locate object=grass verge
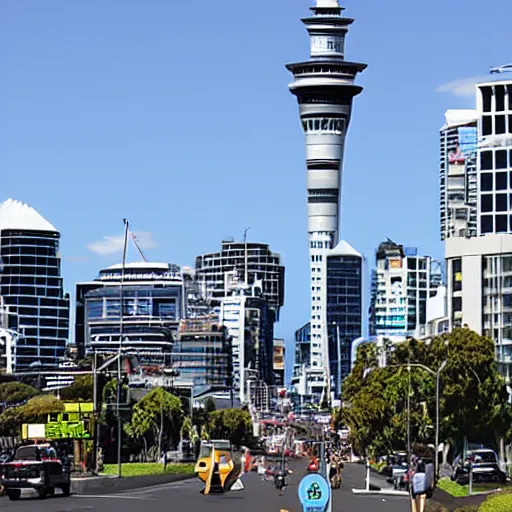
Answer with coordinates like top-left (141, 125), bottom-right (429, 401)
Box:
top-left (438, 477), bottom-right (511, 498)
top-left (101, 463), bottom-right (195, 477)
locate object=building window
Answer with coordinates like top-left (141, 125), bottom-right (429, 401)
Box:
top-left (481, 86), bottom-right (493, 112)
top-left (482, 116), bottom-right (492, 136)
top-left (496, 85), bottom-right (506, 112)
top-left (481, 173), bottom-right (493, 191)
top-left (496, 115), bottom-right (506, 135)
top-left (496, 172), bottom-right (508, 190)
top-left (496, 150), bottom-right (508, 169)
top-left (481, 194), bottom-right (493, 212)
top-left (496, 194), bottom-right (508, 212)
top-left (496, 215), bottom-right (508, 233)
top-left (481, 151), bottom-right (493, 170)
top-left (481, 215), bottom-right (493, 234)
top-left (87, 300), bottom-right (103, 319)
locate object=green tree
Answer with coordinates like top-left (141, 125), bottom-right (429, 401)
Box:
top-left (181, 415), bottom-right (193, 441)
top-left (0, 394), bottom-right (64, 436)
top-left (59, 375), bottom-right (94, 401)
top-left (342, 328), bottom-right (512, 458)
top-left (0, 407), bottom-right (23, 436)
top-left (0, 382), bottom-right (39, 405)
top-left (127, 388), bottom-right (182, 459)
top-left (21, 395), bottom-right (65, 423)
top-left (208, 409), bottom-right (253, 447)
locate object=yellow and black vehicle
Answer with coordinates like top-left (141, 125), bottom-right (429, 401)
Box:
top-left (194, 440), bottom-right (243, 495)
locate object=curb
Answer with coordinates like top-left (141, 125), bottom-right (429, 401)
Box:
top-left (72, 473), bottom-right (195, 495)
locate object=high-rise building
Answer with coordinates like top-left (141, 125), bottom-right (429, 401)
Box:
top-left (477, 79), bottom-right (512, 236)
top-left (219, 281), bottom-right (276, 402)
top-left (444, 77), bottom-right (512, 381)
top-left (439, 110), bottom-right (478, 240)
top-left (286, 0), bottom-right (366, 394)
top-left (326, 241), bottom-right (365, 396)
top-left (172, 317), bottom-right (233, 395)
top-left (75, 262), bottom-right (183, 365)
top-left (0, 199), bottom-right (69, 371)
top-left (195, 240), bottom-right (284, 316)
top-left (369, 240), bottom-right (440, 340)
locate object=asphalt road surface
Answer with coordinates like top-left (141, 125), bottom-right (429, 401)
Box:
top-left (0, 463), bottom-right (410, 512)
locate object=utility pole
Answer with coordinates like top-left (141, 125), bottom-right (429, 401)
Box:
top-left (117, 218), bottom-right (129, 479)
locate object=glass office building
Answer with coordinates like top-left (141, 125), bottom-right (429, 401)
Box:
top-left (0, 199), bottom-right (69, 371)
top-left (326, 241), bottom-right (364, 397)
top-left (75, 262), bottom-right (183, 366)
top-left (172, 317), bottom-right (232, 394)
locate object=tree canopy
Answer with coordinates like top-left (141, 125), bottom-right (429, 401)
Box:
top-left (208, 409), bottom-right (253, 447)
top-left (0, 394), bottom-right (65, 436)
top-left (59, 375), bottom-right (94, 401)
top-left (125, 387), bottom-right (183, 459)
top-left (341, 328), bottom-right (512, 457)
top-left (0, 382), bottom-right (39, 405)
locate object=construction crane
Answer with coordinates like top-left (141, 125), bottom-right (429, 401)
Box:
top-left (129, 229), bottom-right (148, 262)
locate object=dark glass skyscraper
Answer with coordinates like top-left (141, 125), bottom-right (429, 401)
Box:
top-left (326, 241), bottom-right (364, 397)
top-left (0, 199), bottom-right (69, 371)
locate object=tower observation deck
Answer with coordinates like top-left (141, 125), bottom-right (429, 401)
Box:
top-left (286, 0), bottom-right (366, 387)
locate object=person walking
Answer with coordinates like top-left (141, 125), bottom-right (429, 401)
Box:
top-left (410, 457), bottom-right (428, 512)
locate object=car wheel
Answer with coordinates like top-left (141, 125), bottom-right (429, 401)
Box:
top-left (61, 484), bottom-right (71, 497)
top-left (38, 488), bottom-right (47, 499)
top-left (47, 486), bottom-right (55, 496)
top-left (7, 489), bottom-right (21, 501)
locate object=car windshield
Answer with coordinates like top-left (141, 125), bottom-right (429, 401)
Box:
top-left (472, 452), bottom-right (497, 463)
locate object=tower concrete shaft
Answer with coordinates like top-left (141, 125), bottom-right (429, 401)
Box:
top-left (287, 0), bottom-right (366, 387)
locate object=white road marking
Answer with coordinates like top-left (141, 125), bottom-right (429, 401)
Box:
top-left (76, 495), bottom-right (156, 500)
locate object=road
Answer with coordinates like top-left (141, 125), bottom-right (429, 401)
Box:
top-left (0, 463), bottom-right (410, 512)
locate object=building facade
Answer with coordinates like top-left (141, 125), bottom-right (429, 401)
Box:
top-left (325, 241), bottom-right (365, 396)
top-left (286, 0), bottom-right (366, 395)
top-left (75, 262), bottom-right (183, 365)
top-left (171, 317), bottom-right (232, 395)
top-left (0, 199), bottom-right (69, 372)
top-left (273, 338), bottom-right (285, 387)
top-left (444, 77), bottom-right (512, 382)
top-left (219, 281), bottom-right (276, 402)
top-left (370, 240), bottom-right (439, 340)
top-left (195, 240), bottom-right (284, 315)
top-left (440, 110), bottom-right (478, 240)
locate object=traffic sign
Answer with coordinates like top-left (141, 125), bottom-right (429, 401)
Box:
top-left (298, 473), bottom-right (331, 512)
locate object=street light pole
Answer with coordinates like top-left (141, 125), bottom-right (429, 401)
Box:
top-left (390, 360), bottom-right (447, 480)
top-left (117, 218), bottom-right (129, 479)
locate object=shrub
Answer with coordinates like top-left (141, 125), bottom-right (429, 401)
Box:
top-left (479, 492), bottom-right (512, 512)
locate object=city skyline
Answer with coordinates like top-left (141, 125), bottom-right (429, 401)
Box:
top-left (3, 0), bottom-right (511, 367)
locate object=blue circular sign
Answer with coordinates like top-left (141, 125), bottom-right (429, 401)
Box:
top-left (298, 473), bottom-right (331, 512)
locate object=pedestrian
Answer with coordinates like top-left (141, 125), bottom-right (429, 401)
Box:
top-left (162, 450), bottom-right (168, 471)
top-left (410, 457), bottom-right (428, 512)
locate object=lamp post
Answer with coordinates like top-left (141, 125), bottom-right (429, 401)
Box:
top-left (391, 361), bottom-right (447, 480)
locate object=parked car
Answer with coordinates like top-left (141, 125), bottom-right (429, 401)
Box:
top-left (451, 449), bottom-right (506, 484)
top-left (0, 443), bottom-right (71, 501)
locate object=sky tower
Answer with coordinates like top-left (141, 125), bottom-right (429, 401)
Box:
top-left (287, 0), bottom-right (366, 398)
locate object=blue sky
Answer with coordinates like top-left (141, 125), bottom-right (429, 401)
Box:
top-left (2, 0), bottom-right (511, 372)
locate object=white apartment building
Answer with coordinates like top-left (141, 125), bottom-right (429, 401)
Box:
top-left (440, 110), bottom-right (478, 240)
top-left (370, 240), bottom-right (440, 341)
top-left (444, 77), bottom-right (512, 382)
